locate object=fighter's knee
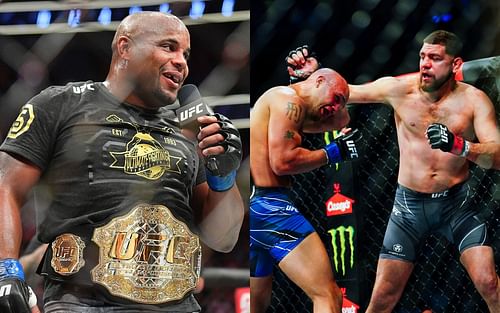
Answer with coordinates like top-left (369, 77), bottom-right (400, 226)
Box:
top-left (473, 273), bottom-right (499, 299)
top-left (310, 280), bottom-right (342, 307)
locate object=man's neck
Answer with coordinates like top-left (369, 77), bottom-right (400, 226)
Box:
top-left (419, 79), bottom-right (456, 103)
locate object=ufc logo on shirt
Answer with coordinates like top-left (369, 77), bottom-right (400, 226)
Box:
top-left (346, 140), bottom-right (359, 158)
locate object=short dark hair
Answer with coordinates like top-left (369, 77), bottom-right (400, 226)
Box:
top-left (423, 30), bottom-right (463, 57)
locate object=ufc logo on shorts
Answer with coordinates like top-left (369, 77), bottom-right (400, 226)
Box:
top-left (0, 284), bottom-right (12, 297)
top-left (346, 140), bottom-right (359, 158)
top-left (439, 125), bottom-right (449, 143)
top-left (431, 190), bottom-right (448, 198)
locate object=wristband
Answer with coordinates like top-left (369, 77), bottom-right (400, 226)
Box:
top-left (460, 140), bottom-right (470, 157)
top-left (0, 259), bottom-right (25, 281)
top-left (206, 170), bottom-right (237, 192)
top-left (323, 143), bottom-right (342, 164)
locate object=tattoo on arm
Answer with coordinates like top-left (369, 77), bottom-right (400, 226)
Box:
top-left (284, 130), bottom-right (295, 140)
top-left (286, 102), bottom-right (302, 123)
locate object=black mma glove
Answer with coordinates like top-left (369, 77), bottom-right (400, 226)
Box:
top-left (323, 129), bottom-right (362, 164)
top-left (204, 113), bottom-right (242, 191)
top-left (0, 259), bottom-right (35, 313)
top-left (426, 123), bottom-right (469, 157)
top-left (286, 45), bottom-right (321, 84)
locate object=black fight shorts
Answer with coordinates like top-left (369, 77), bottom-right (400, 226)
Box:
top-left (380, 182), bottom-right (489, 262)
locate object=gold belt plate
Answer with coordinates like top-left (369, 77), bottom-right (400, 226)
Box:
top-left (51, 233), bottom-right (86, 276)
top-left (91, 204), bottom-right (201, 304)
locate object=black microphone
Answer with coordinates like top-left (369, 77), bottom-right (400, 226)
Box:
top-left (176, 84), bottom-right (213, 132)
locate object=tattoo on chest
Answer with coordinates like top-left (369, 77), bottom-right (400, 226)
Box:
top-left (286, 102), bottom-right (302, 123)
top-left (284, 130), bottom-right (295, 139)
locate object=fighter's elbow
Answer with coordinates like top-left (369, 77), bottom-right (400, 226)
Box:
top-left (271, 160), bottom-right (294, 176)
top-left (203, 234), bottom-right (239, 253)
top-left (214, 242), bottom-right (238, 253)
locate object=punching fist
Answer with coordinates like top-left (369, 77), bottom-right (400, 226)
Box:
top-left (323, 129), bottom-right (362, 164)
top-left (198, 113), bottom-right (242, 191)
top-left (0, 259), bottom-right (37, 313)
top-left (426, 123), bottom-right (469, 157)
top-left (285, 45), bottom-right (321, 84)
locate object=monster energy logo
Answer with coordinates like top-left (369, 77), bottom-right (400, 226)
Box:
top-left (328, 225), bottom-right (355, 276)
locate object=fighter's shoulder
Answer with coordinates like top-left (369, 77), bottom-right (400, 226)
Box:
top-left (256, 86), bottom-right (301, 106)
top-left (265, 85), bottom-right (298, 98)
top-left (376, 74), bottom-right (417, 97)
top-left (456, 81), bottom-right (492, 103)
top-left (33, 81), bottom-right (97, 107)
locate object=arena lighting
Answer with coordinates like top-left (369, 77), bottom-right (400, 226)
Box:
top-left (98, 7), bottom-right (111, 25)
top-left (129, 5), bottom-right (142, 15)
top-left (36, 9), bottom-right (51, 28)
top-left (221, 0), bottom-right (234, 17)
top-left (67, 9), bottom-right (81, 27)
top-left (159, 3), bottom-right (171, 14)
top-left (189, 0), bottom-right (205, 19)
top-left (432, 13), bottom-right (453, 23)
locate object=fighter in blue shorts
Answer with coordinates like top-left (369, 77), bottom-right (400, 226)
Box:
top-left (250, 63), bottom-right (362, 313)
top-left (250, 187), bottom-right (315, 277)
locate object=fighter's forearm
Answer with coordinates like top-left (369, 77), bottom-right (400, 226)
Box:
top-left (0, 193), bottom-right (23, 259)
top-left (466, 141), bottom-right (500, 170)
top-left (271, 147), bottom-right (327, 176)
top-left (198, 185), bottom-right (245, 253)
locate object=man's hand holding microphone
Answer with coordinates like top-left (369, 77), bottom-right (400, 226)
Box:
top-left (176, 84), bottom-right (242, 191)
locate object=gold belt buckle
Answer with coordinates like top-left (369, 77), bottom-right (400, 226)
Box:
top-left (51, 233), bottom-right (86, 276)
top-left (91, 204), bottom-right (202, 304)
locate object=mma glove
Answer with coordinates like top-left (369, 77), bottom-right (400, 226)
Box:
top-left (426, 123), bottom-right (469, 157)
top-left (0, 259), bottom-right (35, 313)
top-left (286, 45), bottom-right (321, 84)
top-left (323, 129), bottom-right (362, 164)
top-left (204, 113), bottom-right (242, 192)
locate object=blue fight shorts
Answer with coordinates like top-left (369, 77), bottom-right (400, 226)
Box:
top-left (380, 181), bottom-right (489, 262)
top-left (250, 186), bottom-right (315, 277)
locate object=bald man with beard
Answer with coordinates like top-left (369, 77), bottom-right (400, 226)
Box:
top-left (250, 68), bottom-right (362, 313)
top-left (0, 12), bottom-right (244, 312)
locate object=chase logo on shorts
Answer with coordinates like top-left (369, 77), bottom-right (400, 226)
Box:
top-left (107, 115), bottom-right (182, 180)
top-left (7, 104), bottom-right (35, 139)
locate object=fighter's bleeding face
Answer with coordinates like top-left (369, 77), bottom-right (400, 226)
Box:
top-left (319, 94), bottom-right (346, 118)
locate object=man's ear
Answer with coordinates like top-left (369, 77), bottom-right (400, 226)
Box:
top-left (116, 35), bottom-right (132, 60)
top-left (315, 75), bottom-right (325, 88)
top-left (452, 57), bottom-right (463, 74)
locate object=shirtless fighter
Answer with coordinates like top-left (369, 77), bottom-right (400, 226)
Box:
top-left (288, 30), bottom-right (500, 312)
top-left (250, 68), bottom-right (362, 313)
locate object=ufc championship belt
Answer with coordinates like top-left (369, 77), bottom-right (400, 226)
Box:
top-left (90, 204), bottom-right (201, 304)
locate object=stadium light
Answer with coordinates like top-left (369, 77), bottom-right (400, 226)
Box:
top-left (36, 10), bottom-right (51, 28)
top-left (221, 0), bottom-right (234, 17)
top-left (98, 7), bottom-right (111, 25)
top-left (189, 0), bottom-right (205, 19)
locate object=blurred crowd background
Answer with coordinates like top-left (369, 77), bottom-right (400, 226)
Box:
top-left (0, 0), bottom-right (249, 312)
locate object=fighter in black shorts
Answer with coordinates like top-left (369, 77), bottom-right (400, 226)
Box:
top-left (381, 182), bottom-right (487, 262)
top-left (287, 32), bottom-right (500, 312)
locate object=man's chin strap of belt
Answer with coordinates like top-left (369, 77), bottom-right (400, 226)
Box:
top-left (0, 258), bottom-right (37, 313)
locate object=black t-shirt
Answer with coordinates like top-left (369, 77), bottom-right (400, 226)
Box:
top-left (1, 81), bottom-right (205, 310)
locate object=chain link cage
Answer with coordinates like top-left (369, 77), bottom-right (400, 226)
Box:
top-left (268, 97), bottom-right (499, 312)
